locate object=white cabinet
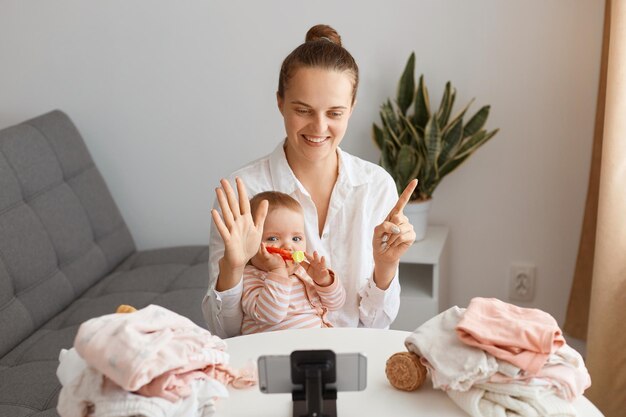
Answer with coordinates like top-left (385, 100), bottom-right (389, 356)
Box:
top-left (391, 225), bottom-right (449, 331)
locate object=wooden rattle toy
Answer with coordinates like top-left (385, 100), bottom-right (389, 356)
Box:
top-left (385, 351), bottom-right (427, 391)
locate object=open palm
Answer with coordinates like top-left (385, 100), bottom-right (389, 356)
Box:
top-left (211, 178), bottom-right (268, 270)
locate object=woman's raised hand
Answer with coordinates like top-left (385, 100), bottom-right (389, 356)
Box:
top-left (373, 179), bottom-right (418, 266)
top-left (211, 178), bottom-right (268, 273)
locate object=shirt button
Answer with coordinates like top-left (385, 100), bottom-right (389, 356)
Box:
top-left (322, 233), bottom-right (329, 239)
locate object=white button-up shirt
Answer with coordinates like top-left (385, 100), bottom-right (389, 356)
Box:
top-left (202, 142), bottom-right (401, 338)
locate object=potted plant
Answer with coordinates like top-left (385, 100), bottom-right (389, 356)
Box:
top-left (372, 52), bottom-right (499, 240)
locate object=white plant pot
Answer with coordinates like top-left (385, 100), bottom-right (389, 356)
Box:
top-left (404, 199), bottom-right (432, 242)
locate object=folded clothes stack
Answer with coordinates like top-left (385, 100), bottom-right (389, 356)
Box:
top-left (56, 304), bottom-right (256, 417)
top-left (405, 297), bottom-right (591, 417)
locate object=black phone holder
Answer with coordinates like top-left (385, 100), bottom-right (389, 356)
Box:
top-left (290, 350), bottom-right (337, 417)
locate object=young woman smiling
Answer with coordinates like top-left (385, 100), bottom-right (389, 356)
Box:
top-left (203, 24), bottom-right (417, 337)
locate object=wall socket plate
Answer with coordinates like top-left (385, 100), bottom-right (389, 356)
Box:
top-left (509, 264), bottom-right (536, 302)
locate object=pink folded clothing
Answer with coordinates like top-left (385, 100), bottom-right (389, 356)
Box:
top-left (137, 362), bottom-right (257, 402)
top-left (455, 297), bottom-right (565, 375)
top-left (74, 304), bottom-right (230, 392)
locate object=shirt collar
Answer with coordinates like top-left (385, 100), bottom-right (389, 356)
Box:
top-left (336, 147), bottom-right (369, 187)
top-left (268, 140), bottom-right (300, 194)
top-left (268, 140), bottom-right (369, 194)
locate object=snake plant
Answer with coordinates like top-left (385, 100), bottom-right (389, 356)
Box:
top-left (373, 52), bottom-right (500, 201)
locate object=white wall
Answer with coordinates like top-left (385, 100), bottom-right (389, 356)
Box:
top-left (0, 0), bottom-right (604, 325)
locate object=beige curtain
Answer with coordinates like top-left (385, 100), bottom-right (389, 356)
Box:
top-left (565, 0), bottom-right (626, 416)
top-left (564, 0), bottom-right (611, 340)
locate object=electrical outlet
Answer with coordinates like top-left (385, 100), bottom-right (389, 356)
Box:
top-left (509, 264), bottom-right (536, 302)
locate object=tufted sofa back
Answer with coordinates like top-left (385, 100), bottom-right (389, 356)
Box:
top-left (0, 110), bottom-right (135, 357)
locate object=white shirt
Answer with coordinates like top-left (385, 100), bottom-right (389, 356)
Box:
top-left (202, 142), bottom-right (401, 338)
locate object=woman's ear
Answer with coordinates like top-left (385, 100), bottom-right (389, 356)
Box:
top-left (276, 92), bottom-right (284, 115)
top-left (349, 99), bottom-right (357, 116)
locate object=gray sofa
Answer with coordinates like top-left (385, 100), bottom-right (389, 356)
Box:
top-left (0, 110), bottom-right (209, 417)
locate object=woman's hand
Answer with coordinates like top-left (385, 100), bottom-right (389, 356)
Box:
top-left (211, 177), bottom-right (268, 290)
top-left (303, 251), bottom-right (333, 287)
top-left (372, 179), bottom-right (418, 288)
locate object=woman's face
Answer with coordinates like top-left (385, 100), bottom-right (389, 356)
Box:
top-left (277, 67), bottom-right (355, 166)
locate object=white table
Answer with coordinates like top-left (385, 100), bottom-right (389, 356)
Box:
top-left (216, 328), bottom-right (603, 416)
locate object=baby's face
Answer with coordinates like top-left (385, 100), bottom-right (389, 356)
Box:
top-left (262, 207), bottom-right (307, 252)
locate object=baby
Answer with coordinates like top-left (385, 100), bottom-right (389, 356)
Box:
top-left (240, 191), bottom-right (346, 334)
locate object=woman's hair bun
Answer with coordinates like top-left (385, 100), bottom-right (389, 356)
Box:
top-left (305, 24), bottom-right (342, 46)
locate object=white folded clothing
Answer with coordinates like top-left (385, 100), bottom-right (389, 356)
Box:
top-left (447, 381), bottom-right (577, 417)
top-left (57, 348), bottom-right (87, 387)
top-left (490, 344), bottom-right (591, 401)
top-left (405, 306), bottom-right (498, 391)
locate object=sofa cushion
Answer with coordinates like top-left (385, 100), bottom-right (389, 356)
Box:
top-left (0, 110), bottom-right (135, 358)
top-left (0, 246), bottom-right (209, 417)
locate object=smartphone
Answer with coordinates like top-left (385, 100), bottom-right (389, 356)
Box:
top-left (257, 351), bottom-right (367, 394)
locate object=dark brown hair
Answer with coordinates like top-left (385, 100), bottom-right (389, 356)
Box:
top-left (250, 191), bottom-right (302, 217)
top-left (277, 24), bottom-right (359, 104)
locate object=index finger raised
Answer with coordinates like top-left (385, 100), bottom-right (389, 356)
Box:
top-left (387, 179), bottom-right (418, 219)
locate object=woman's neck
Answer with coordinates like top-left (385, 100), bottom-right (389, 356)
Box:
top-left (284, 144), bottom-right (339, 189)
top-left (285, 145), bottom-right (339, 235)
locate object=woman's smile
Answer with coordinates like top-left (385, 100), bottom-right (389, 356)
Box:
top-left (302, 134), bottom-right (330, 145)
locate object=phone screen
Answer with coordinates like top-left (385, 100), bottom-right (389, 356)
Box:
top-left (258, 352), bottom-right (367, 394)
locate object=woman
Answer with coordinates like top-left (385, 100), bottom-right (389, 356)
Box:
top-left (203, 24), bottom-right (417, 338)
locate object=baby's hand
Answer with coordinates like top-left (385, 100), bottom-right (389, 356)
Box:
top-left (250, 244), bottom-right (288, 276)
top-left (304, 251), bottom-right (333, 287)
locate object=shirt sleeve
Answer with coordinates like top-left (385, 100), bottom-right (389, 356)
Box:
top-left (356, 170), bottom-right (402, 328)
top-left (314, 270), bottom-right (346, 311)
top-left (357, 273), bottom-right (400, 328)
top-left (201, 281), bottom-right (243, 338)
top-left (202, 188), bottom-right (244, 338)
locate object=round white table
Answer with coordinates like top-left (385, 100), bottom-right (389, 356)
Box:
top-left (216, 328), bottom-right (603, 416)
